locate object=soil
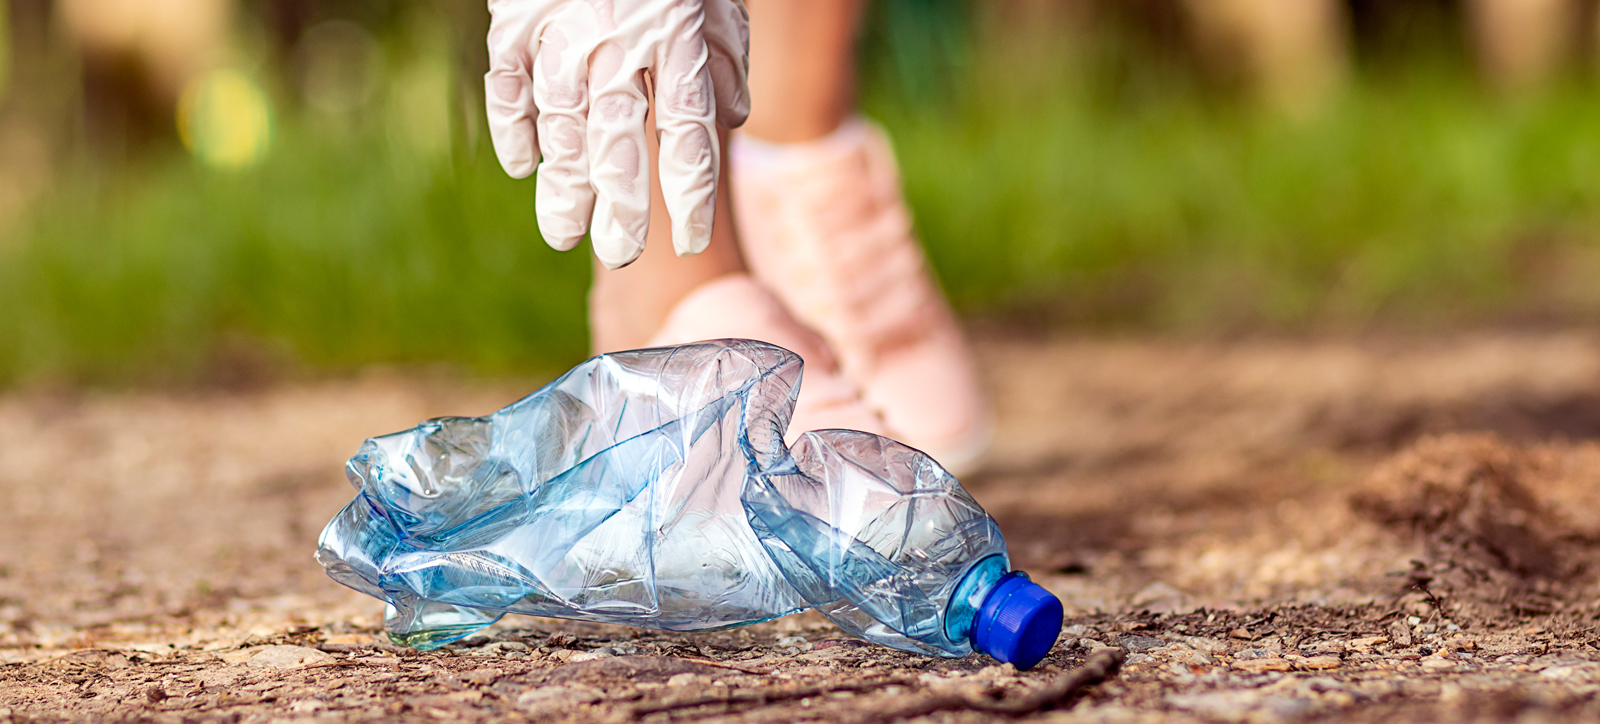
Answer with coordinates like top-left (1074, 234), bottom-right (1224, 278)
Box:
top-left (5, 330), bottom-right (1600, 722)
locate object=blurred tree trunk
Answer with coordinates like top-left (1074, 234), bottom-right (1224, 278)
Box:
top-left (1464, 0), bottom-right (1579, 92)
top-left (1180, 0), bottom-right (1350, 114)
top-left (55, 0), bottom-right (230, 151)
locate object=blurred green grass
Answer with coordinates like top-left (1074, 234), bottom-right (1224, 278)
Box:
top-left (0, 128), bottom-right (592, 385)
top-left (5, 19), bottom-right (1600, 385)
top-left (885, 71), bottom-right (1600, 331)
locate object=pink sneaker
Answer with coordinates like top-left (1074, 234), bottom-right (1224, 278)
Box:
top-left (731, 118), bottom-right (991, 473)
top-left (647, 274), bottom-right (889, 440)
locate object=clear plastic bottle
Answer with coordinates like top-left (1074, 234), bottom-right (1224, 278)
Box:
top-left (317, 340), bottom-right (1063, 668)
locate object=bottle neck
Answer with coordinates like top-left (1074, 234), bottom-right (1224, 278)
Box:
top-left (943, 554), bottom-right (1010, 646)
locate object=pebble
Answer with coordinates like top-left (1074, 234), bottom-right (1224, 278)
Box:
top-left (1347, 636), bottom-right (1388, 651)
top-left (1388, 621), bottom-right (1414, 648)
top-left (516, 685), bottom-right (603, 709)
top-left (1539, 664), bottom-right (1600, 681)
top-left (778, 666), bottom-right (834, 679)
top-left (1167, 690), bottom-right (1274, 717)
top-left (568, 649), bottom-right (615, 662)
top-left (461, 668), bottom-right (502, 685)
top-left (244, 645), bottom-right (334, 670)
top-left (1232, 657), bottom-right (1294, 673)
top-left (1306, 640), bottom-right (1345, 654)
top-left (1162, 644), bottom-right (1214, 667)
top-left (1120, 636), bottom-right (1165, 652)
top-left (777, 636), bottom-right (812, 651)
top-left (1165, 635), bottom-right (1229, 654)
top-left (1062, 625), bottom-right (1094, 639)
top-left (1299, 655), bottom-right (1341, 671)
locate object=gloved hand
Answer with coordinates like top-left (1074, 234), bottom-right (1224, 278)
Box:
top-left (486, 0), bottom-right (750, 269)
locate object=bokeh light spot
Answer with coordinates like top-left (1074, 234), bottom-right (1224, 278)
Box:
top-left (177, 68), bottom-right (272, 169)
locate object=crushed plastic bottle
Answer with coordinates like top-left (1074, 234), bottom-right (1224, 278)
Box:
top-left (317, 339), bottom-right (1063, 669)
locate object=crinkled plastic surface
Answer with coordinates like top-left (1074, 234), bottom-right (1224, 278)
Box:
top-left (317, 339), bottom-right (1010, 655)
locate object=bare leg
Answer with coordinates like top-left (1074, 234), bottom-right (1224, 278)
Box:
top-left (587, 120), bottom-right (744, 354)
top-left (587, 0), bottom-right (867, 352)
top-left (731, 0), bottom-right (992, 471)
top-left (743, 0), bottom-right (866, 143)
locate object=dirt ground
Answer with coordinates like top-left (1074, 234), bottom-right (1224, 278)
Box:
top-left (6, 330), bottom-right (1600, 722)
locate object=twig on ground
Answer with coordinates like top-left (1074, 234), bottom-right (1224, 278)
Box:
top-left (852, 648), bottom-right (1126, 722)
top-left (317, 642), bottom-right (411, 655)
top-left (628, 675), bottom-right (918, 717)
top-left (673, 657), bottom-right (775, 675)
top-left (626, 648), bottom-right (1126, 721)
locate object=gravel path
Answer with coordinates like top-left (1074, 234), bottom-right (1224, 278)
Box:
top-left (5, 330), bottom-right (1600, 722)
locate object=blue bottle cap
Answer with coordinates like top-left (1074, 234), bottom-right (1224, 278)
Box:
top-left (971, 571), bottom-right (1064, 671)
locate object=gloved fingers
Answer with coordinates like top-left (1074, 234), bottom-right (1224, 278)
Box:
top-left (654, 14), bottom-right (720, 257)
top-left (531, 18), bottom-right (597, 252)
top-left (586, 40), bottom-right (653, 269)
top-left (701, 0), bottom-right (751, 129)
top-left (485, 1), bottom-right (541, 178)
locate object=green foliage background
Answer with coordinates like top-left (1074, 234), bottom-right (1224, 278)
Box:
top-left (3, 2), bottom-right (1600, 385)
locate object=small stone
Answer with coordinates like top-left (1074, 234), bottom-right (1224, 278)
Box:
top-left (1299, 655), bottom-right (1341, 671)
top-left (1162, 644), bottom-right (1214, 667)
top-left (1232, 657), bottom-right (1293, 673)
top-left (1538, 664), bottom-right (1598, 681)
top-left (1388, 621), bottom-right (1414, 648)
top-left (1062, 625), bottom-right (1093, 639)
top-left (1420, 658), bottom-right (1455, 670)
top-left (780, 666), bottom-right (834, 679)
top-left (1229, 628), bottom-right (1254, 640)
top-left (1302, 677), bottom-right (1346, 692)
top-left (245, 645), bottom-right (334, 670)
top-left (462, 668), bottom-right (502, 686)
top-left (144, 685), bottom-right (168, 703)
top-left (1347, 636), bottom-right (1387, 651)
top-left (1079, 638), bottom-right (1107, 650)
top-left (568, 649), bottom-right (614, 663)
top-left (1168, 690), bottom-right (1267, 717)
top-left (516, 685), bottom-right (603, 709)
top-left (1170, 636), bottom-right (1229, 654)
top-left (1234, 648), bottom-right (1269, 660)
top-left (1121, 636), bottom-right (1165, 652)
top-left (776, 636), bottom-right (812, 651)
top-left (1307, 640), bottom-right (1345, 655)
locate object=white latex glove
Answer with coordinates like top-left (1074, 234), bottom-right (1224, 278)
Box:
top-left (486, 0), bottom-right (750, 269)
